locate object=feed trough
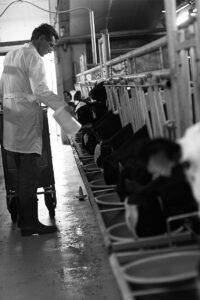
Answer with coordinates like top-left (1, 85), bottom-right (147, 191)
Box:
top-left (81, 157), bottom-right (95, 165)
top-left (123, 250), bottom-right (200, 286)
top-left (101, 207), bottom-right (125, 227)
top-left (108, 221), bottom-right (134, 242)
top-left (95, 192), bottom-right (124, 210)
top-left (83, 162), bottom-right (100, 172)
top-left (89, 178), bottom-right (116, 191)
top-left (85, 171), bottom-right (103, 182)
top-left (108, 222), bottom-right (184, 243)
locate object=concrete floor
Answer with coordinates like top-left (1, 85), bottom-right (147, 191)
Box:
top-left (0, 120), bottom-right (122, 300)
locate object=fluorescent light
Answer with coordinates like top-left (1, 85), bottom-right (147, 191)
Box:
top-left (176, 10), bottom-right (189, 26)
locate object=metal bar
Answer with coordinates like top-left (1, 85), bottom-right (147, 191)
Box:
top-left (166, 211), bottom-right (200, 247)
top-left (89, 10), bottom-right (97, 66)
top-left (106, 36), bottom-right (167, 66)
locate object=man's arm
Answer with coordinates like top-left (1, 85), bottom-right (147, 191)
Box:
top-left (27, 52), bottom-right (65, 111)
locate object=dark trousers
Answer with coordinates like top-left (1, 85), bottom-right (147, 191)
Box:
top-left (4, 150), bottom-right (40, 226)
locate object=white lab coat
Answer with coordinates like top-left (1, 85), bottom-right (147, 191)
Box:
top-left (0, 43), bottom-right (65, 155)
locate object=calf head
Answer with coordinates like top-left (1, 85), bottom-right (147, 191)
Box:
top-left (89, 81), bottom-right (107, 104)
top-left (117, 159), bottom-right (152, 202)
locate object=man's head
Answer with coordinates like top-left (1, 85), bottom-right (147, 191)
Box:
top-left (31, 23), bottom-right (59, 56)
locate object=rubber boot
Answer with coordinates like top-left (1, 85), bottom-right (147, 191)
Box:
top-left (21, 222), bottom-right (58, 236)
top-left (20, 198), bottom-right (57, 236)
top-left (7, 195), bottom-right (18, 223)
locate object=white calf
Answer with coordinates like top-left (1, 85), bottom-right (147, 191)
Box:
top-left (178, 122), bottom-right (200, 206)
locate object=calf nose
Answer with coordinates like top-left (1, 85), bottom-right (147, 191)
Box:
top-left (181, 160), bottom-right (191, 170)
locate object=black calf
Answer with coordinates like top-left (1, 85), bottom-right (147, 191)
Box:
top-left (102, 125), bottom-right (150, 185)
top-left (127, 164), bottom-right (199, 237)
top-left (96, 123), bottom-right (134, 168)
top-left (116, 159), bottom-right (152, 202)
top-left (76, 98), bottom-right (108, 126)
top-left (76, 102), bottom-right (94, 125)
top-left (126, 138), bottom-right (199, 237)
top-left (82, 111), bottom-right (122, 155)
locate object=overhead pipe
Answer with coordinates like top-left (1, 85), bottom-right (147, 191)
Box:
top-left (89, 10), bottom-right (97, 65)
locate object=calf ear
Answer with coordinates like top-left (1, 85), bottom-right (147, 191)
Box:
top-left (125, 202), bottom-right (138, 239)
top-left (118, 161), bottom-right (124, 173)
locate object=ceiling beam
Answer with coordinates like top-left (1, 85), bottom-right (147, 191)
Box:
top-left (57, 28), bottom-right (166, 45)
top-left (0, 28), bottom-right (166, 49)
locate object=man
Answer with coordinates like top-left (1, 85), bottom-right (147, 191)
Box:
top-left (0, 23), bottom-right (67, 236)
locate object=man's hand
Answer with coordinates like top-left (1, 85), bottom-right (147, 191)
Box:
top-left (64, 104), bottom-right (77, 118)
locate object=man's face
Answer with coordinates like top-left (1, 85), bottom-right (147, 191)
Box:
top-left (37, 35), bottom-right (56, 57)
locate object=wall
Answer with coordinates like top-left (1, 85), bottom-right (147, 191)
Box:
top-left (0, 0), bottom-right (50, 42)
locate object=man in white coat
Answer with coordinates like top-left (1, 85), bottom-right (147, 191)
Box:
top-left (0, 23), bottom-right (66, 236)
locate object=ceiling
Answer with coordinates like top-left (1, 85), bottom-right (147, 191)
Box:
top-left (0, 0), bottom-right (166, 43)
top-left (0, 0), bottom-right (50, 42)
top-left (67, 0), bottom-right (191, 36)
top-left (0, 0), bottom-right (189, 44)
top-left (69, 0), bottom-right (165, 36)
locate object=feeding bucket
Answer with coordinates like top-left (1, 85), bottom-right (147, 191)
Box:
top-left (95, 192), bottom-right (124, 210)
top-left (123, 251), bottom-right (200, 286)
top-left (100, 207), bottom-right (125, 227)
top-left (83, 162), bottom-right (100, 172)
top-left (53, 105), bottom-right (81, 135)
top-left (89, 178), bottom-right (116, 190)
top-left (108, 222), bottom-right (184, 243)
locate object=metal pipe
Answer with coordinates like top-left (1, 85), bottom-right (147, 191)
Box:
top-left (89, 10), bottom-right (97, 65)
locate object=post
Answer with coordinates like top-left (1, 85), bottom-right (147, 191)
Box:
top-left (89, 10), bottom-right (97, 66)
top-left (164, 0), bottom-right (181, 137)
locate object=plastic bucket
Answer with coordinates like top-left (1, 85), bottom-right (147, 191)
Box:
top-left (95, 192), bottom-right (124, 210)
top-left (89, 178), bottom-right (116, 190)
top-left (108, 222), bottom-right (184, 243)
top-left (53, 105), bottom-right (81, 135)
top-left (123, 250), bottom-right (200, 286)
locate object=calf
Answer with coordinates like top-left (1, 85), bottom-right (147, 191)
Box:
top-left (178, 122), bottom-right (200, 206)
top-left (75, 98), bottom-right (108, 126)
top-left (75, 81), bottom-right (108, 127)
top-left (125, 138), bottom-right (199, 238)
top-left (102, 125), bottom-right (149, 185)
top-left (76, 99), bottom-right (95, 126)
top-left (82, 110), bottom-right (122, 155)
top-left (95, 123), bottom-right (134, 167)
top-left (89, 81), bottom-right (107, 105)
top-left (116, 159), bottom-right (152, 202)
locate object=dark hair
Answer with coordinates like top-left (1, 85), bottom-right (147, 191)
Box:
top-left (31, 23), bottom-right (59, 41)
top-left (63, 90), bottom-right (72, 100)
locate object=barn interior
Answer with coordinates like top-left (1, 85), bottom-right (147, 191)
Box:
top-left (1, 0), bottom-right (200, 300)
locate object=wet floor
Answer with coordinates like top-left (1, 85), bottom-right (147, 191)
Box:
top-left (0, 119), bottom-right (122, 300)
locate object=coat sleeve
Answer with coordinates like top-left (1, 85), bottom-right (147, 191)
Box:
top-left (27, 51), bottom-right (65, 111)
